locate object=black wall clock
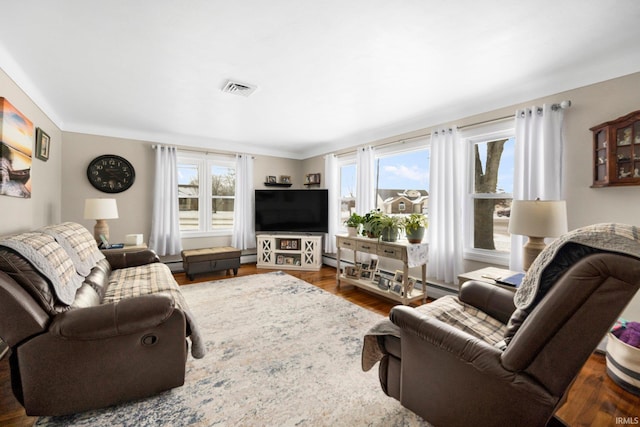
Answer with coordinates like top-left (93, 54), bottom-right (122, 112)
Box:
top-left (87, 154), bottom-right (136, 193)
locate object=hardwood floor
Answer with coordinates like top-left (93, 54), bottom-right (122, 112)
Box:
top-left (1, 263), bottom-right (638, 426)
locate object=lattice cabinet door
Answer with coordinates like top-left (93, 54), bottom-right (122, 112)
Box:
top-left (259, 236), bottom-right (273, 264)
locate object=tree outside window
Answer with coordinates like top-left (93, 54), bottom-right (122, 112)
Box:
top-left (471, 136), bottom-right (515, 253)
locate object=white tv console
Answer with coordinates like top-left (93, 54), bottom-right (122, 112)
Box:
top-left (256, 234), bottom-right (323, 271)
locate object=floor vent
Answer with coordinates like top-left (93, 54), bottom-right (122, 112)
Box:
top-left (221, 80), bottom-right (257, 97)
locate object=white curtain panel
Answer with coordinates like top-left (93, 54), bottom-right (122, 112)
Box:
top-left (324, 154), bottom-right (340, 253)
top-left (356, 146), bottom-right (376, 214)
top-left (427, 128), bottom-right (465, 284)
top-left (510, 104), bottom-right (565, 271)
top-left (149, 145), bottom-right (183, 256)
top-left (232, 153), bottom-right (255, 250)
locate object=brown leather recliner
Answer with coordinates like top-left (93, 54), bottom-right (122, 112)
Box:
top-left (368, 225), bottom-right (640, 427)
top-left (0, 248), bottom-right (189, 416)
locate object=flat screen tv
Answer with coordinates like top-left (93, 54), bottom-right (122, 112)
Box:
top-left (255, 189), bottom-right (329, 233)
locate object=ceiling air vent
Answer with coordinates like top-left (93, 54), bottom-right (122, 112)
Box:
top-left (221, 80), bottom-right (257, 97)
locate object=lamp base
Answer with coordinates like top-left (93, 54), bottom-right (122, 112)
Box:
top-left (523, 236), bottom-right (546, 271)
top-left (94, 219), bottom-right (109, 244)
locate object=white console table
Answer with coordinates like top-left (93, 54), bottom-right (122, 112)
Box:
top-left (257, 234), bottom-right (323, 271)
top-left (335, 234), bottom-right (428, 305)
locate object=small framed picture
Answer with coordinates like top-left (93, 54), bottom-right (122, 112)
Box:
top-left (35, 128), bottom-right (50, 161)
top-left (372, 272), bottom-right (381, 285)
top-left (280, 175), bottom-right (291, 184)
top-left (391, 283), bottom-right (403, 295)
top-left (276, 255), bottom-right (284, 265)
top-left (267, 175), bottom-right (277, 183)
top-left (360, 270), bottom-right (372, 280)
top-left (378, 277), bottom-right (390, 290)
top-left (360, 261), bottom-right (370, 270)
top-left (407, 277), bottom-right (417, 296)
top-left (393, 270), bottom-right (404, 284)
top-left (345, 266), bottom-right (360, 278)
top-left (285, 257), bottom-right (294, 265)
top-left (369, 259), bottom-right (378, 271)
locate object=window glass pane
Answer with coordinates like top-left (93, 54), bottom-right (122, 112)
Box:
top-left (211, 165), bottom-right (235, 230)
top-left (178, 164), bottom-right (199, 230)
top-left (211, 198), bottom-right (234, 229)
top-left (375, 149), bottom-right (430, 216)
top-left (472, 137), bottom-right (514, 251)
top-left (340, 163), bottom-right (356, 224)
top-left (473, 198), bottom-right (511, 252)
top-left (473, 137), bottom-right (515, 194)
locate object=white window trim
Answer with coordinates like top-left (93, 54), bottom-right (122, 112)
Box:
top-left (178, 152), bottom-right (236, 238)
top-left (337, 154), bottom-right (356, 234)
top-left (461, 120), bottom-right (515, 266)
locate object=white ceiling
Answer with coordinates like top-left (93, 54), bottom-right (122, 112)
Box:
top-left (1, 1), bottom-right (640, 159)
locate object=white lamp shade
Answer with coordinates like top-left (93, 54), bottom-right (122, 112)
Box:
top-left (508, 199), bottom-right (568, 238)
top-left (84, 198), bottom-right (119, 220)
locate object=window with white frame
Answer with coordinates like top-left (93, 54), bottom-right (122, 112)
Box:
top-left (463, 122), bottom-right (515, 264)
top-left (177, 153), bottom-right (236, 235)
top-left (338, 143), bottom-right (430, 233)
top-left (339, 157), bottom-right (356, 228)
top-left (374, 146), bottom-right (430, 216)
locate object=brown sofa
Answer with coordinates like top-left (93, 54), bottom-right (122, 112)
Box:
top-left (364, 223), bottom-right (640, 427)
top-left (0, 222), bottom-right (204, 416)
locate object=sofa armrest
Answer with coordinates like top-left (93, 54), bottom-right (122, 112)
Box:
top-left (104, 249), bottom-right (160, 270)
top-left (390, 305), bottom-right (505, 367)
top-left (458, 280), bottom-right (516, 324)
top-left (50, 294), bottom-right (176, 340)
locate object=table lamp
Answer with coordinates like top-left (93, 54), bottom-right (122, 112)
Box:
top-left (508, 199), bottom-right (568, 271)
top-left (84, 198), bottom-right (119, 243)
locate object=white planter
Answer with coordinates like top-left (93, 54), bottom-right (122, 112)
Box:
top-left (347, 226), bottom-right (358, 237)
top-left (606, 332), bottom-right (640, 395)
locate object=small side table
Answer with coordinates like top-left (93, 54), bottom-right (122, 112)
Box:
top-left (458, 267), bottom-right (520, 291)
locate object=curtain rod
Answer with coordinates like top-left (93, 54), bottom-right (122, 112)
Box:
top-left (151, 144), bottom-right (252, 158)
top-left (355, 100), bottom-right (574, 149)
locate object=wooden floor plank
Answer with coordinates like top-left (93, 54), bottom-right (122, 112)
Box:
top-left (1, 263), bottom-right (638, 426)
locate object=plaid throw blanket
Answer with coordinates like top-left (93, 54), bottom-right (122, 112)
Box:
top-left (0, 232), bottom-right (83, 305)
top-left (515, 223), bottom-right (640, 310)
top-left (105, 263), bottom-right (206, 359)
top-left (40, 222), bottom-right (105, 277)
top-left (362, 295), bottom-right (506, 371)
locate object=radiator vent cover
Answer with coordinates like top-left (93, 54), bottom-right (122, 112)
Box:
top-left (221, 80), bottom-right (257, 97)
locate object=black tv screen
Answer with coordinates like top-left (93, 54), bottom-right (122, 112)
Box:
top-left (255, 189), bottom-right (329, 233)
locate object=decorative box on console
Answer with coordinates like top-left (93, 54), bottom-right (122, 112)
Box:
top-left (125, 234), bottom-right (143, 246)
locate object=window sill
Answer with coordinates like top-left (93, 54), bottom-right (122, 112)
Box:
top-left (180, 230), bottom-right (233, 239)
top-left (463, 248), bottom-right (510, 266)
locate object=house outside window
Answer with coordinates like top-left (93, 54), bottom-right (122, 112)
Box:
top-left (374, 144), bottom-right (430, 218)
top-left (462, 121), bottom-right (515, 264)
top-left (177, 153), bottom-right (236, 236)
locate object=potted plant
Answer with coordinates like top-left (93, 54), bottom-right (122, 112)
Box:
top-left (402, 213), bottom-right (428, 243)
top-left (344, 213), bottom-right (363, 237)
top-left (368, 212), bottom-right (403, 242)
top-left (362, 209), bottom-right (385, 238)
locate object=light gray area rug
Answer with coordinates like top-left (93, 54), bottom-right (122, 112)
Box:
top-left (37, 271), bottom-right (430, 426)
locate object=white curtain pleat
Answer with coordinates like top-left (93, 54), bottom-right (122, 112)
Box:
top-left (427, 128), bottom-right (464, 284)
top-left (149, 145), bottom-right (183, 256)
top-left (356, 146), bottom-right (376, 214)
top-left (510, 104), bottom-right (565, 271)
top-left (232, 153), bottom-right (255, 250)
top-left (324, 154), bottom-right (340, 253)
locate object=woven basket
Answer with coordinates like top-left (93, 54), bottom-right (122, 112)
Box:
top-left (606, 332), bottom-right (640, 395)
